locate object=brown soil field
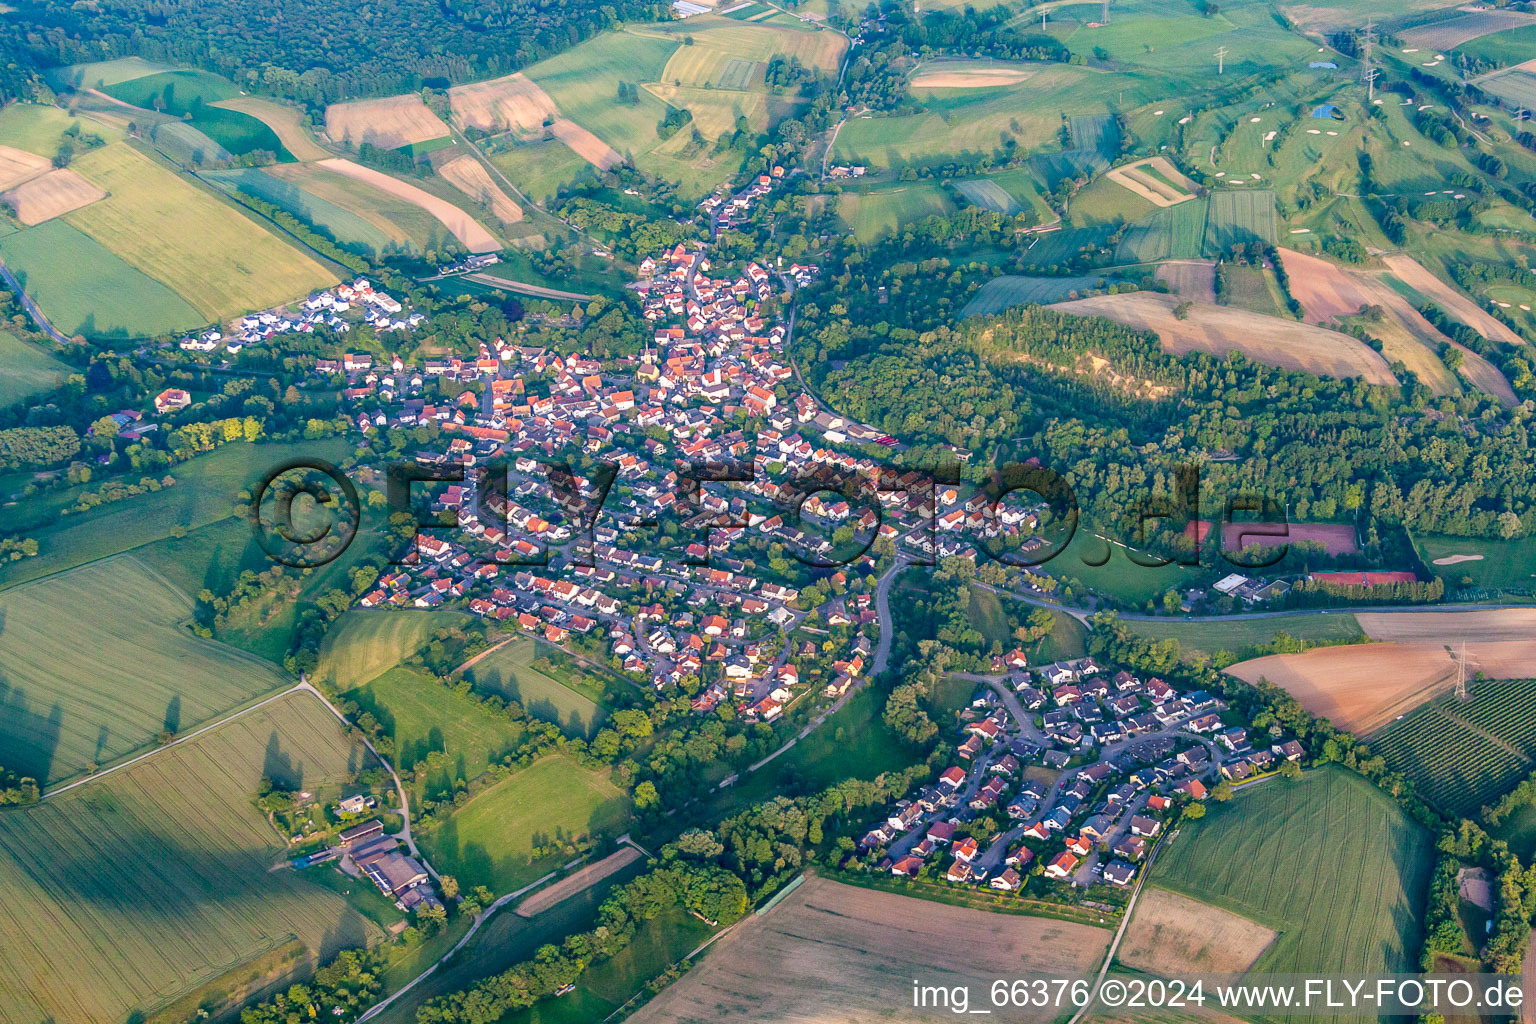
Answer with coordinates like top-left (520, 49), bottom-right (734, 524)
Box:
top-left (551, 119), bottom-right (622, 170)
top-left (1384, 252), bottom-right (1524, 347)
top-left (211, 97), bottom-right (330, 161)
top-left (0, 145), bottom-right (50, 191)
top-left (1225, 643), bottom-right (1457, 734)
top-left (438, 154), bottom-right (523, 224)
top-left (515, 846), bottom-right (641, 918)
top-left (1052, 292), bottom-right (1398, 385)
top-left (1276, 246), bottom-right (1485, 398)
top-left (1355, 608), bottom-right (1536, 643)
top-left (629, 875), bottom-right (1111, 1024)
top-left (1155, 260), bottom-right (1217, 303)
top-left (2, 168), bottom-right (105, 224)
top-left (324, 95), bottom-right (450, 150)
top-left (315, 158), bottom-right (500, 252)
top-left (448, 73), bottom-right (559, 135)
top-left (1401, 8), bottom-right (1536, 50)
top-left (1117, 887), bottom-right (1277, 975)
top-left (910, 66), bottom-right (1033, 88)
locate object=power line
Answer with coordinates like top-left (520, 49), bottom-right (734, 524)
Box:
top-left (1215, 46), bottom-right (1228, 74)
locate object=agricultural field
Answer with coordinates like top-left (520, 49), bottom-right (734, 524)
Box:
top-left (1224, 642), bottom-right (1459, 735)
top-left (0, 557), bottom-right (291, 786)
top-left (102, 70), bottom-right (293, 160)
top-left (1150, 768), bottom-right (1432, 979)
top-left (202, 166), bottom-right (404, 256)
top-left (209, 96), bottom-right (330, 160)
top-left (1124, 612), bottom-right (1365, 657)
top-left (0, 218), bottom-right (205, 338)
top-left (1067, 173), bottom-right (1155, 227)
top-left (0, 329), bottom-right (69, 406)
top-left (909, 57), bottom-right (1035, 90)
top-left (437, 154), bottom-right (524, 224)
top-left (63, 143), bottom-right (335, 321)
top-left (835, 182), bottom-right (955, 243)
top-left (350, 666), bottom-right (526, 794)
top-left (1383, 252), bottom-right (1525, 347)
top-left (2, 167), bottom-right (105, 224)
top-left (464, 639), bottom-right (608, 738)
top-left (1203, 188), bottom-right (1277, 257)
top-left (629, 875), bottom-right (1110, 1024)
top-left (1153, 260), bottom-right (1216, 302)
top-left (316, 609), bottom-right (471, 691)
top-left (1051, 292), bottom-right (1398, 385)
top-left (0, 144), bottom-right (50, 190)
top-left (1117, 887), bottom-right (1277, 976)
top-left (1423, 15), bottom-right (1536, 56)
top-left (1220, 264), bottom-right (1289, 318)
top-left (1372, 680), bottom-right (1536, 816)
top-left (0, 690), bottom-right (383, 1024)
top-left (261, 162), bottom-right (439, 252)
top-left (324, 94), bottom-right (450, 150)
top-left (1105, 157), bottom-right (1196, 207)
top-left (1477, 68), bottom-right (1536, 112)
top-left (487, 137), bottom-right (594, 203)
top-left (637, 16), bottom-right (847, 74)
top-left (1116, 200), bottom-right (1209, 262)
top-left (44, 56), bottom-right (176, 91)
top-left (958, 166), bottom-right (1057, 223)
top-left (962, 274), bottom-right (1124, 316)
top-left (313, 158), bottom-right (501, 252)
top-left (952, 177), bottom-right (1021, 215)
top-left (419, 753), bottom-right (631, 894)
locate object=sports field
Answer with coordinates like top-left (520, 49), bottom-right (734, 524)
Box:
top-left (630, 875), bottom-right (1110, 1024)
top-left (317, 609), bottom-right (471, 690)
top-left (420, 753), bottom-right (631, 894)
top-left (351, 666), bottom-right (526, 793)
top-left (0, 218), bottom-right (205, 338)
top-left (1150, 767), bottom-right (1431, 984)
top-left (0, 557), bottom-right (291, 786)
top-left (64, 143), bottom-right (334, 319)
top-left (0, 329), bottom-right (69, 406)
top-left (1416, 533), bottom-right (1536, 590)
top-left (0, 690), bottom-right (383, 1024)
top-left (464, 639), bottom-right (608, 737)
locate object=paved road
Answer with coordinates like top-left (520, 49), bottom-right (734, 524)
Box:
top-left (1065, 832), bottom-right (1170, 1024)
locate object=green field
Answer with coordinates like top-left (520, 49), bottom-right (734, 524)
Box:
top-left (1067, 173), bottom-right (1154, 226)
top-left (0, 329), bottom-right (69, 406)
top-left (1203, 188), bottom-right (1277, 257)
top-left (0, 437), bottom-right (355, 590)
top-left (836, 182), bottom-right (955, 243)
top-left (962, 274), bottom-right (1120, 316)
top-left (0, 218), bottom-right (205, 338)
top-left (1455, 24), bottom-right (1536, 67)
top-left (102, 70), bottom-right (294, 161)
top-left (421, 754), bottom-right (632, 894)
top-left (43, 56), bottom-right (176, 91)
top-left (0, 691), bottom-right (383, 1024)
top-left (464, 639), bottom-right (608, 738)
top-left (1478, 69), bottom-right (1536, 111)
top-left (1150, 767), bottom-right (1432, 985)
top-left (1116, 200), bottom-right (1209, 262)
top-left (0, 557), bottom-right (292, 786)
top-left (64, 143), bottom-right (334, 321)
top-left (1373, 681), bottom-right (1536, 816)
top-left (953, 178), bottom-right (1023, 215)
top-left (316, 609), bottom-right (472, 690)
top-left (488, 137), bottom-right (594, 204)
top-left (1123, 613), bottom-right (1365, 655)
top-left (1414, 533), bottom-right (1536, 592)
top-left (966, 583), bottom-right (1088, 661)
top-left (202, 166), bottom-right (401, 255)
top-left (0, 102), bottom-right (120, 157)
top-left (1221, 264), bottom-right (1289, 317)
top-left (351, 666), bottom-right (526, 796)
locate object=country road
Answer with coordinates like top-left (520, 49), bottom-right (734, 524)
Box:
top-left (0, 255), bottom-right (72, 345)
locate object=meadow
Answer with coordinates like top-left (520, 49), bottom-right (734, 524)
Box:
top-left (1122, 612), bottom-right (1365, 656)
top-left (103, 70), bottom-right (293, 160)
top-left (0, 690), bottom-right (382, 1024)
top-left (65, 143), bottom-right (335, 320)
top-left (1116, 200), bottom-right (1208, 262)
top-left (43, 56), bottom-right (175, 91)
top-left (264, 162), bottom-right (434, 252)
top-left (488, 137), bottom-right (594, 204)
top-left (351, 666), bottom-right (526, 797)
top-left (0, 437), bottom-right (354, 590)
top-left (464, 639), bottom-right (608, 737)
top-left (964, 583), bottom-right (1088, 661)
top-left (420, 753), bottom-right (632, 894)
top-left (0, 102), bottom-right (119, 157)
top-left (1203, 188), bottom-right (1277, 257)
top-left (1373, 680), bottom-right (1536, 816)
top-left (316, 609), bottom-right (471, 691)
top-left (202, 166), bottom-right (401, 256)
top-left (1151, 768), bottom-right (1432, 983)
top-left (0, 218), bottom-right (204, 338)
top-left (0, 557), bottom-right (292, 786)
top-left (1454, 24), bottom-right (1536, 67)
top-left (0, 329), bottom-right (69, 406)
top-left (835, 182), bottom-right (954, 243)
